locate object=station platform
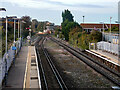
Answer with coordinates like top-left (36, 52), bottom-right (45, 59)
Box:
top-left (89, 50), bottom-right (120, 66)
top-left (2, 46), bottom-right (41, 89)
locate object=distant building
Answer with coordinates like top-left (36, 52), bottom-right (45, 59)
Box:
top-left (46, 22), bottom-right (54, 31)
top-left (80, 23), bottom-right (119, 33)
top-left (54, 25), bottom-right (62, 30)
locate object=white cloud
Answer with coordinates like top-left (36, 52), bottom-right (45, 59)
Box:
top-left (0, 0), bottom-right (119, 14)
top-left (49, 0), bottom-right (119, 5)
top-left (1, 0), bottom-right (55, 9)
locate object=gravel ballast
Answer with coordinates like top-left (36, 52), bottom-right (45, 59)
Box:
top-left (44, 37), bottom-right (115, 88)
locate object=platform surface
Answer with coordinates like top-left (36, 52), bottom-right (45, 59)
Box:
top-left (91, 50), bottom-right (120, 65)
top-left (2, 46), bottom-right (28, 88)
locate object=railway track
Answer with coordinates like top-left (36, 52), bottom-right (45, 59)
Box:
top-left (35, 36), bottom-right (68, 90)
top-left (50, 37), bottom-right (120, 87)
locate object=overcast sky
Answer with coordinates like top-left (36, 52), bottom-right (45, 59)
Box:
top-left (0, 0), bottom-right (119, 25)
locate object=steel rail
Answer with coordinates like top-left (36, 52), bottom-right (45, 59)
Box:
top-left (51, 37), bottom-right (120, 87)
top-left (51, 38), bottom-right (120, 77)
top-left (41, 38), bottom-right (68, 90)
top-left (35, 37), bottom-right (48, 90)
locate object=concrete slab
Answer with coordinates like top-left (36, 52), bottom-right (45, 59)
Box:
top-left (91, 50), bottom-right (120, 65)
top-left (24, 46), bottom-right (40, 89)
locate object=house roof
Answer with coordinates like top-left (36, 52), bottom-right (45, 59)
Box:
top-left (80, 23), bottom-right (119, 29)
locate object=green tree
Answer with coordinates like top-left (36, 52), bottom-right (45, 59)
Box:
top-left (61, 20), bottom-right (80, 41)
top-left (89, 30), bottom-right (102, 42)
top-left (37, 22), bottom-right (46, 32)
top-left (62, 9), bottom-right (74, 22)
top-left (32, 19), bottom-right (38, 32)
top-left (21, 16), bottom-right (31, 38)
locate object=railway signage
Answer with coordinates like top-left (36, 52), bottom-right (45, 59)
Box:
top-left (91, 43), bottom-right (95, 45)
top-left (27, 36), bottom-right (31, 40)
top-left (12, 46), bottom-right (16, 50)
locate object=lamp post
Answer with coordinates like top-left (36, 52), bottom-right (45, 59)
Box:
top-left (18, 20), bottom-right (20, 39)
top-left (83, 16), bottom-right (85, 23)
top-left (29, 25), bottom-right (32, 45)
top-left (0, 8), bottom-right (6, 88)
top-left (100, 22), bottom-right (104, 41)
top-left (14, 19), bottom-right (16, 43)
top-left (0, 9), bottom-right (8, 86)
top-left (5, 15), bottom-right (8, 86)
top-left (5, 16), bottom-right (8, 58)
top-left (0, 8), bottom-right (6, 11)
top-left (110, 17), bottom-right (112, 35)
top-left (100, 22), bottom-right (105, 51)
top-left (20, 20), bottom-right (26, 47)
top-left (13, 18), bottom-right (19, 43)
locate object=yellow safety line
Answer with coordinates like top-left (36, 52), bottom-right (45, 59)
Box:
top-left (23, 46), bottom-right (31, 89)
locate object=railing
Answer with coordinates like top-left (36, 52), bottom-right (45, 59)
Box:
top-left (97, 41), bottom-right (118, 55)
top-left (0, 38), bottom-right (22, 88)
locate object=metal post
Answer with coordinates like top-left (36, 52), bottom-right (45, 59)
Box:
top-left (83, 16), bottom-right (85, 23)
top-left (20, 21), bottom-right (22, 48)
top-left (102, 23), bottom-right (104, 41)
top-left (118, 22), bottom-right (120, 61)
top-left (110, 17), bottom-right (112, 53)
top-left (89, 42), bottom-right (90, 50)
top-left (18, 20), bottom-right (19, 39)
top-left (102, 23), bottom-right (105, 51)
top-left (29, 29), bottom-right (31, 45)
top-left (6, 17), bottom-right (7, 55)
top-left (20, 21), bottom-right (21, 39)
top-left (5, 16), bottom-right (8, 86)
top-left (110, 17), bottom-right (112, 35)
top-left (14, 19), bottom-right (16, 43)
top-left (13, 19), bottom-right (16, 65)
top-left (0, 8), bottom-right (6, 87)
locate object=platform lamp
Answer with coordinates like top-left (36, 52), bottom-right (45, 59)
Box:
top-left (0, 8), bottom-right (6, 59)
top-left (83, 16), bottom-right (85, 23)
top-left (0, 8), bottom-right (6, 86)
top-left (82, 16), bottom-right (85, 40)
top-left (100, 22), bottom-right (105, 41)
top-left (20, 20), bottom-right (26, 47)
top-left (0, 8), bottom-right (6, 11)
top-left (1, 8), bottom-right (8, 86)
top-left (100, 22), bottom-right (105, 51)
top-left (110, 17), bottom-right (112, 35)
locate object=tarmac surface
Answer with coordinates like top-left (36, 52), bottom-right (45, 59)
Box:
top-left (3, 46), bottom-right (28, 88)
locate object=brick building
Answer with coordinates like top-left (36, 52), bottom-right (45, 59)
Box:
top-left (80, 23), bottom-right (119, 32)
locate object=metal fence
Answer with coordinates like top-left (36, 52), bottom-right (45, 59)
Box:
top-left (0, 38), bottom-right (22, 87)
top-left (97, 41), bottom-right (118, 55)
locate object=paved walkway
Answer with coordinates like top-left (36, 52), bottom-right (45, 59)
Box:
top-left (3, 46), bottom-right (28, 88)
top-left (91, 50), bottom-right (120, 65)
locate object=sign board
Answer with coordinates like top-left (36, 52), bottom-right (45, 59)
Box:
top-left (27, 36), bottom-right (30, 39)
top-left (91, 43), bottom-right (95, 46)
top-left (12, 46), bottom-right (16, 50)
top-left (29, 29), bottom-right (31, 32)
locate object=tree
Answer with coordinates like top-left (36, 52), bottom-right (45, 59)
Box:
top-left (21, 16), bottom-right (31, 38)
top-left (89, 30), bottom-right (102, 42)
top-left (37, 22), bottom-right (46, 32)
top-left (61, 19), bottom-right (81, 41)
top-left (62, 9), bottom-right (74, 22)
top-left (32, 19), bottom-right (38, 32)
top-left (61, 9), bottom-right (82, 41)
